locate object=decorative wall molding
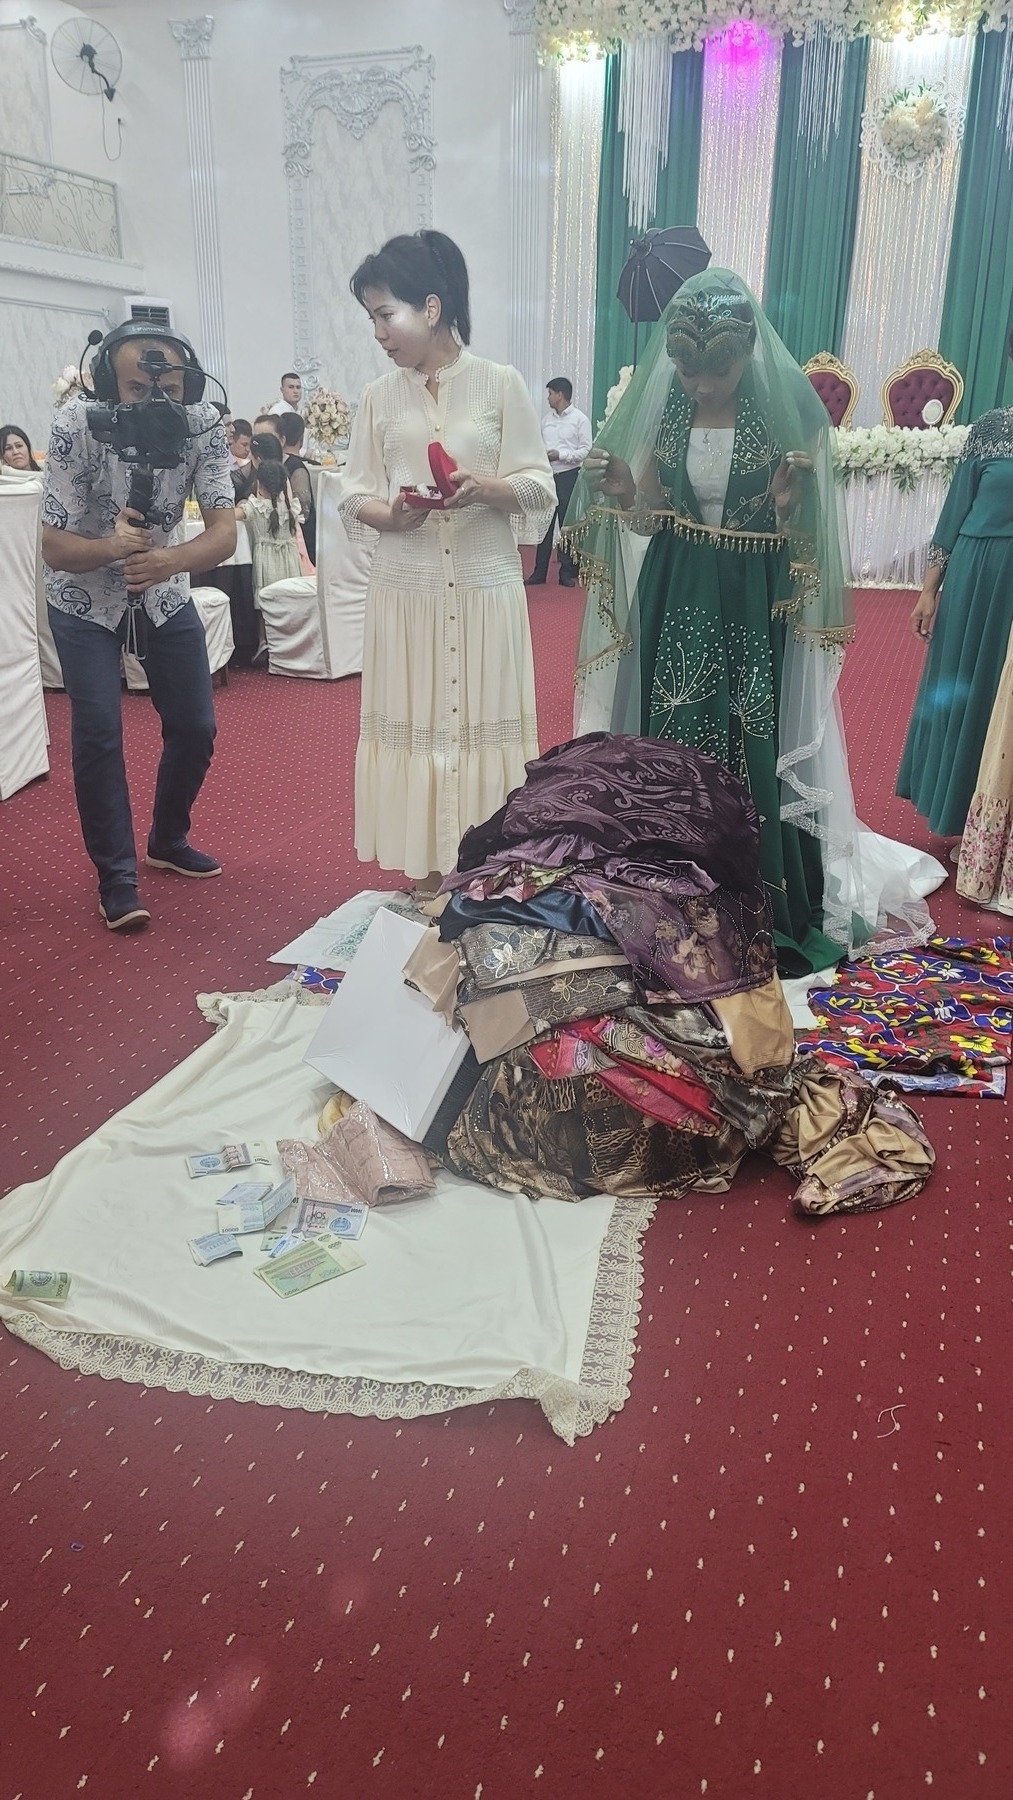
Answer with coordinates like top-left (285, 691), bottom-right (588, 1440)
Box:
top-left (169, 14), bottom-right (213, 60)
top-left (280, 47), bottom-right (435, 388)
top-left (0, 295), bottom-right (112, 444)
top-left (0, 19), bottom-right (52, 163)
top-left (0, 239), bottom-right (143, 290)
top-left (169, 16), bottom-right (228, 383)
top-left (503, 0), bottom-right (539, 31)
top-left (503, 4), bottom-right (552, 395)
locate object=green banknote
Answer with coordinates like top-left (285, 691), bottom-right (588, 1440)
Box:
top-left (4, 1270), bottom-right (71, 1304)
top-left (254, 1238), bottom-right (364, 1298)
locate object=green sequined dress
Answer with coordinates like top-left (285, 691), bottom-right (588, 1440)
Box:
top-left (635, 384), bottom-right (843, 976)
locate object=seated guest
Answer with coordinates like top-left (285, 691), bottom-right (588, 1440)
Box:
top-left (1, 423), bottom-right (43, 472)
top-left (279, 411), bottom-right (316, 564)
top-left (269, 372), bottom-right (303, 416)
top-left (254, 412), bottom-right (282, 440)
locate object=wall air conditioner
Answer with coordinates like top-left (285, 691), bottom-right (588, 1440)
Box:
top-left (120, 296), bottom-right (175, 331)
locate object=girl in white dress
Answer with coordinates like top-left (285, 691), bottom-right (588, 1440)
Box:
top-left (337, 230), bottom-right (555, 886)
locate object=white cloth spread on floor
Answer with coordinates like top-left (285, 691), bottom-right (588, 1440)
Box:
top-left (0, 997), bottom-right (650, 1443)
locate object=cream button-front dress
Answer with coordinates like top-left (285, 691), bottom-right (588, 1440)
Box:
top-left (337, 351), bottom-right (555, 880)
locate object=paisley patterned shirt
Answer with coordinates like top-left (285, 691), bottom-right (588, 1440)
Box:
top-left (41, 396), bottom-right (233, 631)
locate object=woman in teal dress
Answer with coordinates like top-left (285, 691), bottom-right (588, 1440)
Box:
top-left (897, 404), bottom-right (1013, 838)
top-left (566, 272), bottom-right (855, 975)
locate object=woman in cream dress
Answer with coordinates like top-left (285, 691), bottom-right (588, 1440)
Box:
top-left (337, 230), bottom-right (555, 885)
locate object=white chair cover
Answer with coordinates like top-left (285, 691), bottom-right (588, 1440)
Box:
top-left (0, 480), bottom-right (49, 799)
top-left (257, 471), bottom-right (371, 679)
top-left (122, 585), bottom-right (234, 692)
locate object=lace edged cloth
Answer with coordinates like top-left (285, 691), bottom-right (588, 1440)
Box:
top-left (2, 1192), bottom-right (653, 1445)
top-left (2, 985), bottom-right (654, 1445)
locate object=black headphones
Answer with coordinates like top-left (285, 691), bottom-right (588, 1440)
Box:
top-left (87, 321), bottom-right (207, 405)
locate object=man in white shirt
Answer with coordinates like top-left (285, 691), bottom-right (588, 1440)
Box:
top-left (268, 372), bottom-right (303, 416)
top-left (525, 376), bottom-right (592, 588)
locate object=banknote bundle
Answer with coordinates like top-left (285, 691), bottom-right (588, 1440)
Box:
top-left (188, 1233), bottom-right (243, 1267)
top-left (4, 1270), bottom-right (71, 1304)
top-left (254, 1236), bottom-right (364, 1298)
top-left (186, 1144), bottom-right (252, 1178)
top-left (216, 1176), bottom-right (297, 1236)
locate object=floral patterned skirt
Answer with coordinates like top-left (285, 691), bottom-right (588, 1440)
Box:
top-left (956, 626), bottom-right (1013, 914)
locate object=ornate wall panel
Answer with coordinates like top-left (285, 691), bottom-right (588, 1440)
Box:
top-left (0, 296), bottom-right (111, 444)
top-left (0, 19), bottom-right (51, 165)
top-left (281, 47), bottom-right (435, 399)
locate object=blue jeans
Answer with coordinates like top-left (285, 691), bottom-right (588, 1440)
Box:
top-left (49, 601), bottom-right (217, 898)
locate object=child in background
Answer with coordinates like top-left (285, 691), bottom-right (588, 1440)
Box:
top-left (237, 460), bottom-right (302, 663)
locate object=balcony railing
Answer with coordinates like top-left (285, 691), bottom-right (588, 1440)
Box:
top-left (0, 150), bottom-right (121, 259)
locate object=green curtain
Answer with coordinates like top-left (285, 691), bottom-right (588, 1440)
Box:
top-left (591, 49), bottom-right (704, 427)
top-left (763, 38), bottom-right (869, 365)
top-left (939, 28), bottom-right (1013, 420)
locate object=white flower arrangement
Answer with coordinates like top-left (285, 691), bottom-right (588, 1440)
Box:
top-left (598, 363), bottom-right (634, 430)
top-left (303, 388), bottom-right (353, 449)
top-left (53, 364), bottom-right (86, 404)
top-left (878, 84), bottom-right (948, 171)
top-left (535, 0), bottom-right (992, 59)
top-left (831, 424), bottom-right (969, 494)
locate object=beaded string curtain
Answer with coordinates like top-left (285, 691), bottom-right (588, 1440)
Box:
top-left (549, 56), bottom-right (606, 416)
top-left (840, 32), bottom-right (974, 426)
top-left (696, 24), bottom-right (783, 300)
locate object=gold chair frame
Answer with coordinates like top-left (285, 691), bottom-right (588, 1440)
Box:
top-left (803, 352), bottom-right (860, 429)
top-left (881, 348), bottom-right (964, 428)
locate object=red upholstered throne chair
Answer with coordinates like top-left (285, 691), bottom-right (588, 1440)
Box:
top-left (882, 349), bottom-right (964, 428)
top-left (803, 352), bottom-right (859, 427)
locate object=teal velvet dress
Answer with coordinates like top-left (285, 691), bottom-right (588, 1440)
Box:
top-left (898, 410), bottom-right (1013, 837)
top-left (635, 383), bottom-right (844, 976)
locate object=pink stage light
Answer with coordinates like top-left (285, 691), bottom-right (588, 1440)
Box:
top-left (707, 21), bottom-right (772, 68)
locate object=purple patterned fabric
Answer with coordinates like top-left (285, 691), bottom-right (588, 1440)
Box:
top-left (570, 874), bottom-right (774, 1003)
top-left (457, 735), bottom-right (764, 895)
top-left (454, 735), bottom-right (776, 1002)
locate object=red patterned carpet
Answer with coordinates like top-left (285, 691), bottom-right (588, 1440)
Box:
top-left (1, 586), bottom-right (1010, 1800)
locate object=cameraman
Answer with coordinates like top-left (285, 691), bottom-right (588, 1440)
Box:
top-left (41, 326), bottom-right (236, 931)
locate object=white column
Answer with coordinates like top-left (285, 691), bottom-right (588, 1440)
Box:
top-left (169, 16), bottom-right (228, 387)
top-left (503, 0), bottom-right (552, 399)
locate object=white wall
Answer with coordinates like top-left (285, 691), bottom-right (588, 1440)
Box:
top-left (0, 0), bottom-right (533, 434)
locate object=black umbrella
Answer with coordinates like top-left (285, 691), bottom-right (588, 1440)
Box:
top-left (616, 226), bottom-right (712, 366)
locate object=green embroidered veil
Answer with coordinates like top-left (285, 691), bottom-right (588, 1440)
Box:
top-left (563, 270), bottom-right (937, 958)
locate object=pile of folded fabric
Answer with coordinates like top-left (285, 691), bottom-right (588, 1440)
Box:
top-left (795, 936), bottom-right (1013, 1097)
top-left (405, 735), bottom-right (935, 1217)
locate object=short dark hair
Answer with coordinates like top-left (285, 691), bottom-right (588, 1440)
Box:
top-left (350, 230), bottom-right (471, 345)
top-left (231, 417), bottom-right (252, 437)
top-left (547, 377), bottom-right (573, 402)
top-left (278, 411), bottom-right (305, 448)
top-left (251, 433), bottom-right (283, 462)
top-left (281, 371), bottom-right (300, 385)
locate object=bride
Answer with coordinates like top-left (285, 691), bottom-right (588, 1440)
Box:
top-left (566, 268), bottom-right (943, 976)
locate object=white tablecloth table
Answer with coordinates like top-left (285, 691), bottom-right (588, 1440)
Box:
top-left (0, 478), bottom-right (49, 798)
top-left (842, 472), bottom-right (949, 590)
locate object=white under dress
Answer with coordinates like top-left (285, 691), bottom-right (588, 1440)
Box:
top-left (337, 352), bottom-right (555, 879)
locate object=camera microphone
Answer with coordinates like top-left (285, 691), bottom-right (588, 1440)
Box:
top-left (87, 328), bottom-right (104, 347)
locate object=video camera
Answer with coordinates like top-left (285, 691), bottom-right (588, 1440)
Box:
top-left (80, 323), bottom-right (227, 524)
